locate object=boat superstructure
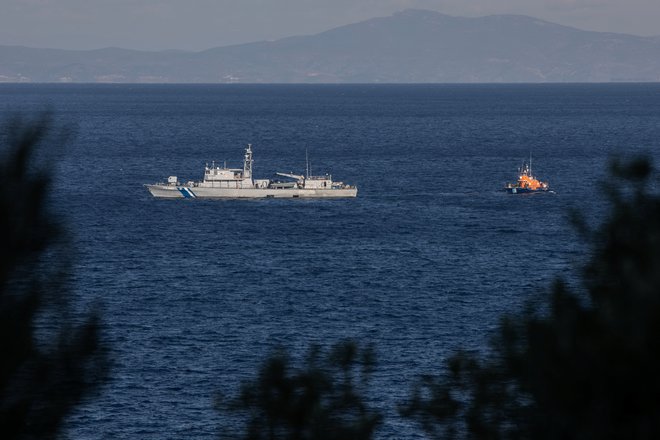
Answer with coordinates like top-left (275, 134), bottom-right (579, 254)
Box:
top-left (504, 156), bottom-right (549, 194)
top-left (145, 144), bottom-right (357, 199)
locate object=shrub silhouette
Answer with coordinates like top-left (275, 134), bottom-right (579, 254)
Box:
top-left (218, 340), bottom-right (382, 440)
top-left (0, 115), bottom-right (108, 439)
top-left (402, 157), bottom-right (660, 439)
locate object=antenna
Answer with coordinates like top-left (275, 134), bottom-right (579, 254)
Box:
top-left (529, 151), bottom-right (532, 175)
top-left (305, 149), bottom-right (309, 179)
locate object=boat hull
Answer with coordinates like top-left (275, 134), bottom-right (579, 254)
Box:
top-left (505, 187), bottom-right (549, 194)
top-left (146, 184), bottom-right (357, 199)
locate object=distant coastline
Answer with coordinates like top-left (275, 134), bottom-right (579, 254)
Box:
top-left (2, 10), bottom-right (660, 84)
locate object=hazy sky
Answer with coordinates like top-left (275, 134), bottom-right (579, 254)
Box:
top-left (1, 0), bottom-right (659, 51)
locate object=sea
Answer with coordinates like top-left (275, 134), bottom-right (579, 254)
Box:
top-left (1, 83), bottom-right (660, 439)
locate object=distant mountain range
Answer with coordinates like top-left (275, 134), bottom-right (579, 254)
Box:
top-left (2, 9), bottom-right (660, 83)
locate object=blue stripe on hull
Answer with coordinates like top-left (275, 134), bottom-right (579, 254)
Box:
top-left (178, 188), bottom-right (191, 198)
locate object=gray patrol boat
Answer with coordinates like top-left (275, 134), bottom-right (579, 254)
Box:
top-left (145, 144), bottom-right (357, 199)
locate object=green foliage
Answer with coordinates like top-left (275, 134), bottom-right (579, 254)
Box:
top-left (0, 115), bottom-right (108, 439)
top-left (402, 157), bottom-right (660, 439)
top-left (219, 340), bottom-right (382, 440)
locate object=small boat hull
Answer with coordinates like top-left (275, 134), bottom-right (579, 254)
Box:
top-left (505, 187), bottom-right (549, 194)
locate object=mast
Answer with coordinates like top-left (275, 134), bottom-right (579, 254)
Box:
top-left (305, 149), bottom-right (309, 179)
top-left (243, 144), bottom-right (253, 179)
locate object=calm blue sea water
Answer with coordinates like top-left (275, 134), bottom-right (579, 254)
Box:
top-left (2, 83), bottom-right (660, 438)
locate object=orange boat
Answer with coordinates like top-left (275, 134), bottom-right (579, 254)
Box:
top-left (504, 158), bottom-right (549, 194)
